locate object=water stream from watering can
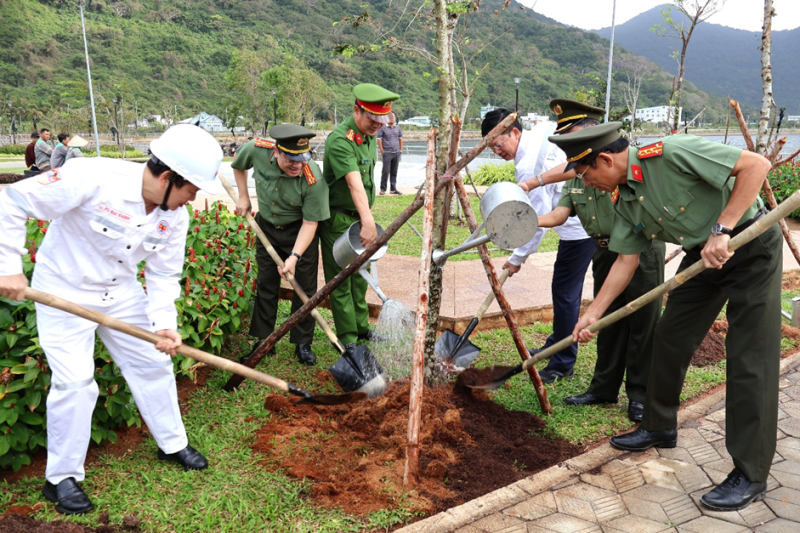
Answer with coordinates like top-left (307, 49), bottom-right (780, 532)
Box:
top-left (371, 299), bottom-right (416, 381)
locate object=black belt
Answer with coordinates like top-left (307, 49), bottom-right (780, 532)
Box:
top-left (331, 206), bottom-right (360, 219)
top-left (263, 218), bottom-right (303, 231)
top-left (731, 207), bottom-right (769, 238)
top-left (595, 237), bottom-right (610, 248)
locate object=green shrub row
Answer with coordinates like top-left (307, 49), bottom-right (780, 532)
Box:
top-left (764, 161), bottom-right (800, 219)
top-left (470, 160), bottom-right (516, 186)
top-left (0, 202), bottom-right (257, 471)
top-left (0, 145), bottom-right (26, 155)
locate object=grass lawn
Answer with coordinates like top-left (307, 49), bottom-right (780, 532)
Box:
top-left (0, 167), bottom-right (26, 174)
top-left (371, 193), bottom-right (559, 259)
top-left (5, 283), bottom-right (789, 531)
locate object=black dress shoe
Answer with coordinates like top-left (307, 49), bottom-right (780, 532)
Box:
top-left (610, 426), bottom-right (677, 452)
top-left (357, 331), bottom-right (388, 343)
top-left (527, 346), bottom-right (544, 356)
top-left (628, 401), bottom-right (644, 422)
top-left (564, 392), bottom-right (616, 406)
top-left (238, 341), bottom-right (275, 365)
top-left (701, 469), bottom-right (767, 511)
top-left (157, 445), bottom-right (208, 471)
top-left (295, 343), bottom-right (316, 366)
top-left (42, 477), bottom-right (94, 515)
top-left (538, 367), bottom-right (574, 384)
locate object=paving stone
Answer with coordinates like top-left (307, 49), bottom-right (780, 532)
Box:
top-left (690, 490), bottom-right (750, 527)
top-left (553, 492), bottom-right (596, 522)
top-left (526, 513), bottom-right (601, 532)
top-left (616, 448), bottom-right (659, 465)
top-left (678, 516), bottom-right (750, 532)
top-left (639, 458), bottom-right (712, 494)
top-left (578, 471), bottom-right (617, 492)
top-left (677, 428), bottom-right (704, 441)
top-left (662, 493), bottom-right (702, 525)
top-left (590, 494), bottom-right (626, 523)
top-left (754, 517), bottom-right (800, 532)
top-left (657, 446), bottom-right (696, 465)
top-left (605, 514), bottom-right (675, 532)
top-left (765, 487), bottom-right (800, 521)
top-left (782, 385), bottom-right (800, 401)
top-left (686, 442), bottom-right (723, 465)
top-left (777, 440), bottom-right (800, 463)
top-left (702, 459), bottom-right (737, 479)
top-left (627, 484), bottom-right (686, 504)
top-left (771, 466), bottom-right (800, 491)
top-left (640, 463), bottom-right (684, 492)
top-left (553, 481), bottom-right (615, 502)
top-left (738, 500), bottom-right (778, 529)
top-left (503, 496), bottom-right (556, 521)
top-left (622, 493), bottom-right (669, 522)
top-left (709, 440), bottom-right (733, 460)
top-left (565, 444), bottom-right (621, 472)
top-left (777, 417), bottom-right (800, 438)
top-left (609, 463), bottom-right (646, 493)
top-left (514, 466), bottom-right (572, 496)
top-left (455, 513), bottom-right (526, 533)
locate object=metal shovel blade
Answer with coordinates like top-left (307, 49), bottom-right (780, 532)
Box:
top-left (294, 391), bottom-right (368, 405)
top-left (434, 329), bottom-right (481, 369)
top-left (456, 364), bottom-right (522, 390)
top-left (328, 344), bottom-right (385, 393)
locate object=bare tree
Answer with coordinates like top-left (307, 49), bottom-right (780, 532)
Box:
top-left (756, 0), bottom-right (775, 155)
top-left (616, 54), bottom-right (655, 145)
top-left (652, 0), bottom-right (725, 132)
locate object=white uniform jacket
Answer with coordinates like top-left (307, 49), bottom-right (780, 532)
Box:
top-left (0, 158), bottom-right (188, 331)
top-left (508, 123), bottom-right (589, 267)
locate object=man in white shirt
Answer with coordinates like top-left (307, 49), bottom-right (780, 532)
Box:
top-left (481, 109), bottom-right (595, 383)
top-left (0, 125), bottom-right (222, 515)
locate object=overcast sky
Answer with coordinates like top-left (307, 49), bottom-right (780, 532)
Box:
top-left (518, 0), bottom-right (800, 33)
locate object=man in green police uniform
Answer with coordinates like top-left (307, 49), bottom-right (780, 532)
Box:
top-left (530, 100), bottom-right (665, 422)
top-left (233, 124), bottom-right (330, 365)
top-left (551, 122), bottom-right (778, 512)
top-left (320, 83), bottom-right (399, 346)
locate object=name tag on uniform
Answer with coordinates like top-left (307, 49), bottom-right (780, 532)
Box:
top-left (568, 188), bottom-right (584, 194)
top-left (632, 222), bottom-right (645, 234)
top-left (360, 159), bottom-right (371, 165)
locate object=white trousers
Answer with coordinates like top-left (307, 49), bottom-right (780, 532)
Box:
top-left (36, 289), bottom-right (188, 484)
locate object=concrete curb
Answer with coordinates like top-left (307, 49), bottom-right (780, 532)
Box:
top-left (396, 349), bottom-right (800, 532)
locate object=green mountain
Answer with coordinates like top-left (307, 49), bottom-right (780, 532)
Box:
top-left (595, 5), bottom-right (800, 111)
top-left (0, 0), bottom-right (732, 135)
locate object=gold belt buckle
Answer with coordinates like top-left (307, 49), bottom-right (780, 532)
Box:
top-left (596, 237), bottom-right (610, 248)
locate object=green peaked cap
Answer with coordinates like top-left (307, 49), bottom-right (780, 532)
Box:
top-left (269, 124), bottom-right (316, 162)
top-left (550, 99), bottom-right (606, 133)
top-left (548, 121), bottom-right (624, 172)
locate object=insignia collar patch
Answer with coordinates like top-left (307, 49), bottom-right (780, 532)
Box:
top-left (254, 138), bottom-right (275, 149)
top-left (631, 164), bottom-right (644, 183)
top-left (611, 186), bottom-right (620, 205)
top-left (302, 165), bottom-right (316, 186)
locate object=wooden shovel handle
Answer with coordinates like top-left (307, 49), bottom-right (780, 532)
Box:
top-left (522, 189), bottom-right (800, 372)
top-left (218, 175), bottom-right (345, 353)
top-left (474, 268), bottom-right (510, 321)
top-left (24, 287), bottom-right (296, 394)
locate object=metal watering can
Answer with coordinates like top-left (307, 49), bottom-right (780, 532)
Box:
top-left (333, 221), bottom-right (390, 302)
top-left (432, 181), bottom-right (539, 266)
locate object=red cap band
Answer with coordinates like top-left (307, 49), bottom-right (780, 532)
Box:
top-left (356, 98), bottom-right (393, 115)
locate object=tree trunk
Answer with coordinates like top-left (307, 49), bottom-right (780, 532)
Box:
top-left (756, 0), bottom-right (775, 156)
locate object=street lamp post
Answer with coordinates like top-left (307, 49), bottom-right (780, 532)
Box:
top-left (514, 77), bottom-right (521, 113)
top-left (79, 1), bottom-right (101, 157)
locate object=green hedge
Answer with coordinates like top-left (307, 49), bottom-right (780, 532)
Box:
top-left (0, 202), bottom-right (257, 471)
top-left (471, 161), bottom-right (516, 186)
top-left (0, 145), bottom-right (26, 155)
top-left (764, 162), bottom-right (800, 218)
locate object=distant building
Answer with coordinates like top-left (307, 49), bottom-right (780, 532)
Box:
top-left (521, 113), bottom-right (550, 129)
top-left (627, 105), bottom-right (683, 125)
top-left (398, 116), bottom-right (432, 127)
top-left (787, 115), bottom-right (800, 123)
top-left (480, 104), bottom-right (498, 120)
top-left (179, 112), bottom-right (226, 132)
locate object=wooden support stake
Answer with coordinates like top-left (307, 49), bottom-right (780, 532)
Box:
top-left (453, 177), bottom-right (553, 414)
top-left (773, 147), bottom-right (800, 170)
top-left (404, 128), bottom-right (437, 488)
top-left (664, 247), bottom-right (683, 265)
top-left (222, 113), bottom-right (520, 390)
top-left (729, 99), bottom-right (755, 152)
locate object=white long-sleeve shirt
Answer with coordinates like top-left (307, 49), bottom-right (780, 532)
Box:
top-left (508, 124), bottom-right (589, 267)
top-left (0, 158), bottom-right (188, 331)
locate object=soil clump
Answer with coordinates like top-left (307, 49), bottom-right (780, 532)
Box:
top-left (0, 512), bottom-right (140, 532)
top-left (252, 380), bottom-right (581, 517)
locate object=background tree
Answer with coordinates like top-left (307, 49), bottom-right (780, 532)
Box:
top-left (224, 48), bottom-right (276, 136)
top-left (263, 56), bottom-right (333, 125)
top-left (756, 0), bottom-right (774, 156)
top-left (652, 0), bottom-right (725, 132)
top-left (616, 54), bottom-right (656, 144)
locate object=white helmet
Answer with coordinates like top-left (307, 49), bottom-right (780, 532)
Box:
top-left (149, 124), bottom-right (222, 192)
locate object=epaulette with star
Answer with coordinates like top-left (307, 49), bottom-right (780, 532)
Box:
top-left (345, 129), bottom-right (363, 146)
top-left (253, 138), bottom-right (275, 149)
top-left (637, 141), bottom-right (663, 159)
top-left (302, 164), bottom-right (316, 186)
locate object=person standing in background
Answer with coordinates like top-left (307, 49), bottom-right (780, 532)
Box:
top-left (376, 112), bottom-right (403, 195)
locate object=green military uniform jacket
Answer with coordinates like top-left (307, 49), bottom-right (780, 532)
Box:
top-left (322, 116), bottom-right (376, 211)
top-left (557, 180), bottom-right (616, 238)
top-left (609, 136), bottom-right (761, 254)
top-left (232, 139), bottom-right (330, 225)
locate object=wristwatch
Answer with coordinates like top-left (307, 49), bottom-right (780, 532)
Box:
top-left (290, 252), bottom-right (302, 261)
top-left (710, 223), bottom-right (732, 237)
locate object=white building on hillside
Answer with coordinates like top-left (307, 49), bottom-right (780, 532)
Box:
top-left (398, 116), bottom-right (432, 127)
top-left (179, 112), bottom-right (226, 132)
top-left (629, 105), bottom-right (683, 125)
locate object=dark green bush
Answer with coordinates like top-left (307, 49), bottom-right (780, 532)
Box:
top-left (471, 161), bottom-right (516, 186)
top-left (764, 161), bottom-right (800, 219)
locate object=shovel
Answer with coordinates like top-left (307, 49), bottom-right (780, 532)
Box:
top-left (219, 176), bottom-right (387, 398)
top-left (24, 288), bottom-right (365, 405)
top-left (435, 268), bottom-right (510, 368)
top-left (459, 191), bottom-right (800, 391)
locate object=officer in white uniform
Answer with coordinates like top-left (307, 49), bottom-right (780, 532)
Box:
top-left (482, 109), bottom-right (595, 383)
top-left (0, 124), bottom-right (222, 515)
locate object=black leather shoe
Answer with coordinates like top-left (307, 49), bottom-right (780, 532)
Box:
top-left (628, 401), bottom-right (644, 422)
top-left (357, 331), bottom-right (388, 343)
top-left (295, 343), bottom-right (316, 366)
top-left (239, 341), bottom-right (275, 365)
top-left (157, 445), bottom-right (208, 471)
top-left (538, 367), bottom-right (574, 384)
top-left (564, 392), bottom-right (616, 406)
top-left (610, 426), bottom-right (677, 452)
top-left (527, 346), bottom-right (544, 356)
top-left (42, 477), bottom-right (94, 515)
top-left (700, 469), bottom-right (767, 511)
